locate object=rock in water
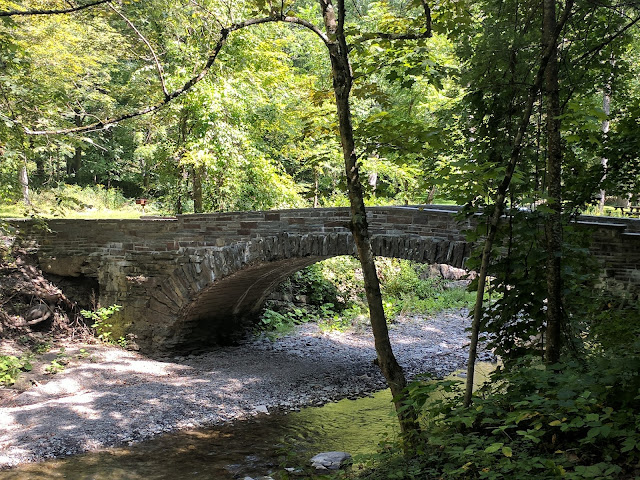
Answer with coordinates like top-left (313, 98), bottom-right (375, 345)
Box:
top-left (310, 451), bottom-right (352, 470)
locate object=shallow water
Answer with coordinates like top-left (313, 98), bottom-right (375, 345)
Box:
top-left (0, 390), bottom-right (398, 479)
top-left (0, 364), bottom-right (495, 479)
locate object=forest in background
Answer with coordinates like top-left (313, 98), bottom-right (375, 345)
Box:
top-left (2, 0), bottom-right (638, 216)
top-left (2, 0), bottom-right (461, 214)
top-left (2, 0), bottom-right (640, 478)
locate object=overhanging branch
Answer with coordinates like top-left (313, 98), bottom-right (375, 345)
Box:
top-left (22, 14), bottom-right (330, 136)
top-left (354, 0), bottom-right (432, 42)
top-left (0, 0), bottom-right (110, 17)
top-left (108, 3), bottom-right (169, 99)
top-left (574, 14), bottom-right (640, 64)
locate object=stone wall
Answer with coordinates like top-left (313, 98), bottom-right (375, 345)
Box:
top-left (7, 206), bottom-right (640, 352)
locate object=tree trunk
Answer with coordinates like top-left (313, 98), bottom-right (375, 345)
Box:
top-left (313, 168), bottom-right (319, 208)
top-left (543, 0), bottom-right (563, 365)
top-left (67, 146), bottom-right (82, 180)
top-left (368, 171), bottom-right (377, 197)
top-left (427, 185), bottom-right (436, 204)
top-left (598, 66), bottom-right (613, 214)
top-left (19, 160), bottom-right (30, 206)
top-left (463, 0), bottom-right (575, 405)
top-left (67, 112), bottom-right (84, 181)
top-left (34, 156), bottom-right (45, 185)
top-left (318, 0), bottom-right (420, 441)
top-left (192, 164), bottom-right (204, 213)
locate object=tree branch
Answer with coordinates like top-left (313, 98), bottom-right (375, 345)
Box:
top-left (574, 14), bottom-right (640, 64)
top-left (357, 31), bottom-right (432, 41)
top-left (421, 0), bottom-right (432, 36)
top-left (354, 0), bottom-right (432, 42)
top-left (188, 0), bottom-right (225, 29)
top-left (22, 15), bottom-right (330, 135)
top-left (463, 0), bottom-right (575, 407)
top-left (281, 15), bottom-right (330, 44)
top-left (108, 3), bottom-right (169, 99)
top-left (0, 0), bottom-right (110, 17)
top-left (559, 14), bottom-right (639, 111)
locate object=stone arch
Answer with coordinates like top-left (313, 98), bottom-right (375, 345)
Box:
top-left (148, 232), bottom-right (472, 351)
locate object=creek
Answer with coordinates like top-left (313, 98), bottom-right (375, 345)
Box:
top-left (0, 389), bottom-right (399, 479)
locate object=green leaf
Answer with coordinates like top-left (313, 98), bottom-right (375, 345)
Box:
top-left (484, 442), bottom-right (504, 454)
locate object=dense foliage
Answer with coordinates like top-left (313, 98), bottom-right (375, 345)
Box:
top-left (2, 0), bottom-right (640, 477)
top-left (1, 0), bottom-right (461, 213)
top-left (259, 258), bottom-right (475, 333)
top-left (336, 296), bottom-right (640, 480)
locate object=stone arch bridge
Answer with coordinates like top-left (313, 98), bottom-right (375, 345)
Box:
top-left (9, 205), bottom-right (640, 352)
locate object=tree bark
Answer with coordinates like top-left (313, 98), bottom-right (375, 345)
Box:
top-left (34, 156), bottom-right (45, 185)
top-left (543, 0), bottom-right (563, 365)
top-left (192, 164), bottom-right (204, 213)
top-left (67, 112), bottom-right (84, 180)
top-left (598, 63), bottom-right (613, 214)
top-left (463, 0), bottom-right (575, 406)
top-left (19, 160), bottom-right (30, 206)
top-left (67, 146), bottom-right (82, 180)
top-left (318, 0), bottom-right (420, 441)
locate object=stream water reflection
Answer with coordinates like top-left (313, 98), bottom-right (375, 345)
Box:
top-left (0, 390), bottom-right (398, 480)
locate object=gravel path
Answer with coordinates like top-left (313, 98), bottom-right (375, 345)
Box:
top-left (0, 309), bottom-right (493, 469)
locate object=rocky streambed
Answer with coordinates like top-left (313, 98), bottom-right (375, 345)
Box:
top-left (0, 309), bottom-right (493, 470)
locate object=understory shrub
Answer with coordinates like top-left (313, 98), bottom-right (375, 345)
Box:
top-left (0, 354), bottom-right (32, 386)
top-left (350, 351), bottom-right (640, 480)
top-left (259, 257), bottom-right (475, 333)
top-left (80, 304), bottom-right (126, 345)
top-left (1, 184), bottom-right (148, 218)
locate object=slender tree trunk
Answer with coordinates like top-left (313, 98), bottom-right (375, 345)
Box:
top-left (313, 168), bottom-right (319, 208)
top-left (34, 156), bottom-right (45, 185)
top-left (463, 0), bottom-right (575, 405)
top-left (427, 185), bottom-right (436, 204)
top-left (319, 0), bottom-right (419, 440)
top-left (67, 112), bottom-right (84, 181)
top-left (67, 146), bottom-right (82, 180)
top-left (192, 164), bottom-right (204, 213)
top-left (402, 179), bottom-right (409, 205)
top-left (143, 166), bottom-right (150, 189)
top-left (19, 160), bottom-right (30, 206)
top-left (368, 171), bottom-right (378, 197)
top-left (543, 0), bottom-right (563, 365)
top-left (598, 64), bottom-right (613, 214)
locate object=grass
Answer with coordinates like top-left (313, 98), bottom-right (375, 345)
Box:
top-left (0, 185), bottom-right (159, 219)
top-left (580, 204), bottom-right (634, 217)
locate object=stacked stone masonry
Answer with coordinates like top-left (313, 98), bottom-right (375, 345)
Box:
top-left (7, 205), bottom-right (639, 352)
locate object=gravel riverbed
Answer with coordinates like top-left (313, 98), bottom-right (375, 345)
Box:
top-left (0, 309), bottom-right (494, 470)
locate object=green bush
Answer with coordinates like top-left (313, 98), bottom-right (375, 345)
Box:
top-left (0, 355), bottom-right (33, 386)
top-left (353, 352), bottom-right (640, 480)
top-left (286, 262), bottom-right (347, 310)
top-left (81, 304), bottom-right (125, 345)
top-left (1, 184), bottom-right (150, 219)
top-left (378, 259), bottom-right (475, 317)
top-left (260, 257), bottom-right (475, 333)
